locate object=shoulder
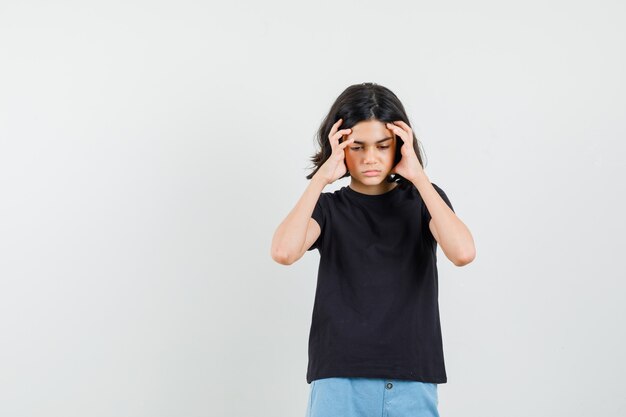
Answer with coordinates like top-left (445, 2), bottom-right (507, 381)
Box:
top-left (312, 188), bottom-right (344, 217)
top-left (429, 182), bottom-right (451, 199)
top-left (430, 182), bottom-right (445, 193)
top-left (397, 181), bottom-right (420, 201)
top-left (319, 186), bottom-right (348, 203)
top-left (428, 182), bottom-right (454, 210)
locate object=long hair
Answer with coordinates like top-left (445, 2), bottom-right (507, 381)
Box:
top-left (306, 82), bottom-right (427, 190)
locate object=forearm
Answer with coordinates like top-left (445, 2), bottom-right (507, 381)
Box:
top-left (412, 173), bottom-right (476, 265)
top-left (271, 175), bottom-right (327, 262)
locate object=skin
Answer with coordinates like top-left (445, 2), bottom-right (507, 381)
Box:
top-left (385, 119), bottom-right (476, 266)
top-left (342, 119), bottom-right (398, 195)
top-left (270, 118), bottom-right (476, 267)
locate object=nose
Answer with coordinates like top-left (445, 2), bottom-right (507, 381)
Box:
top-left (364, 147), bottom-right (377, 164)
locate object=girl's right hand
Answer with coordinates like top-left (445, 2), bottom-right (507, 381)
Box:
top-left (314, 118), bottom-right (354, 185)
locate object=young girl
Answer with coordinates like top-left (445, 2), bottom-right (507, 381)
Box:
top-left (271, 82), bottom-right (475, 417)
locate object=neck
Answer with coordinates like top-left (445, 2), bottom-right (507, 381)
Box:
top-left (348, 179), bottom-right (397, 195)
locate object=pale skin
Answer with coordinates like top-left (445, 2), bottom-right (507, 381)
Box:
top-left (270, 118), bottom-right (476, 267)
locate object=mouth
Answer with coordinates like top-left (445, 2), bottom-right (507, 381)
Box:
top-left (362, 170), bottom-right (381, 176)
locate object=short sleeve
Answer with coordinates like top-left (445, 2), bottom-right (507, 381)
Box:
top-left (307, 194), bottom-right (326, 251)
top-left (422, 183), bottom-right (455, 224)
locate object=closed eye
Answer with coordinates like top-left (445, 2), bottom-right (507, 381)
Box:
top-left (349, 145), bottom-right (390, 150)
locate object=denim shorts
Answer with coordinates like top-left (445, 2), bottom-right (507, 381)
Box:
top-left (305, 377), bottom-right (439, 417)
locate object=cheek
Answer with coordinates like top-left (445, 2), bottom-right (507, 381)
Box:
top-left (344, 150), bottom-right (356, 167)
top-left (386, 148), bottom-right (396, 164)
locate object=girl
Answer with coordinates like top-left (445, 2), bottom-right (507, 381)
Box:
top-left (271, 82), bottom-right (475, 417)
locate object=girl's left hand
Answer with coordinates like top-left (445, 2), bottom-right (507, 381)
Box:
top-left (386, 121), bottom-right (425, 182)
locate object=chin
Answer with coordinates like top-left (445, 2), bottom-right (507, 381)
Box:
top-left (357, 175), bottom-right (386, 184)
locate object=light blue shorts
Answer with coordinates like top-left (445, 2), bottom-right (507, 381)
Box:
top-left (305, 377), bottom-right (439, 417)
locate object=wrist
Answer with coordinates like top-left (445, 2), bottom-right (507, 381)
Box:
top-left (311, 172), bottom-right (330, 188)
top-left (410, 171), bottom-right (430, 187)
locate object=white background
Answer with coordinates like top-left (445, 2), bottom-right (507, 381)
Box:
top-left (1, 1), bottom-right (625, 416)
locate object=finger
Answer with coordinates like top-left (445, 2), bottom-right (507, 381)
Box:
top-left (393, 120), bottom-right (412, 132)
top-left (328, 118), bottom-right (344, 141)
top-left (336, 137), bottom-right (355, 152)
top-left (386, 122), bottom-right (409, 143)
top-left (329, 128), bottom-right (352, 151)
top-left (388, 121), bottom-right (412, 135)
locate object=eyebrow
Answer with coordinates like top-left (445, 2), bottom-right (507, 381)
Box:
top-left (352, 136), bottom-right (393, 145)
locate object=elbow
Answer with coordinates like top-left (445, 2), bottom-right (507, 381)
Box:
top-left (271, 247), bottom-right (296, 266)
top-left (452, 247), bottom-right (476, 267)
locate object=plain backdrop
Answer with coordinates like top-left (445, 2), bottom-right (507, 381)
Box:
top-left (1, 1), bottom-right (625, 416)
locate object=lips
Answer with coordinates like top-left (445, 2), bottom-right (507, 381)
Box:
top-left (362, 170), bottom-right (381, 177)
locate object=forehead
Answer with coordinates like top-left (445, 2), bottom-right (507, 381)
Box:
top-left (347, 120), bottom-right (394, 143)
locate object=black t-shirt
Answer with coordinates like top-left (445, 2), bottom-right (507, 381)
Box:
top-left (306, 182), bottom-right (454, 384)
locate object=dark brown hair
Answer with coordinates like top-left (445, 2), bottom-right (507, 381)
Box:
top-left (306, 82), bottom-right (426, 190)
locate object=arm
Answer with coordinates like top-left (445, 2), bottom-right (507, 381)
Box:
top-left (270, 175), bottom-right (326, 265)
top-left (271, 118), bottom-right (356, 266)
top-left (385, 120), bottom-right (476, 267)
top-left (412, 172), bottom-right (476, 267)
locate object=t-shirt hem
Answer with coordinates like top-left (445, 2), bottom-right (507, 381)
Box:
top-left (306, 370), bottom-right (447, 384)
